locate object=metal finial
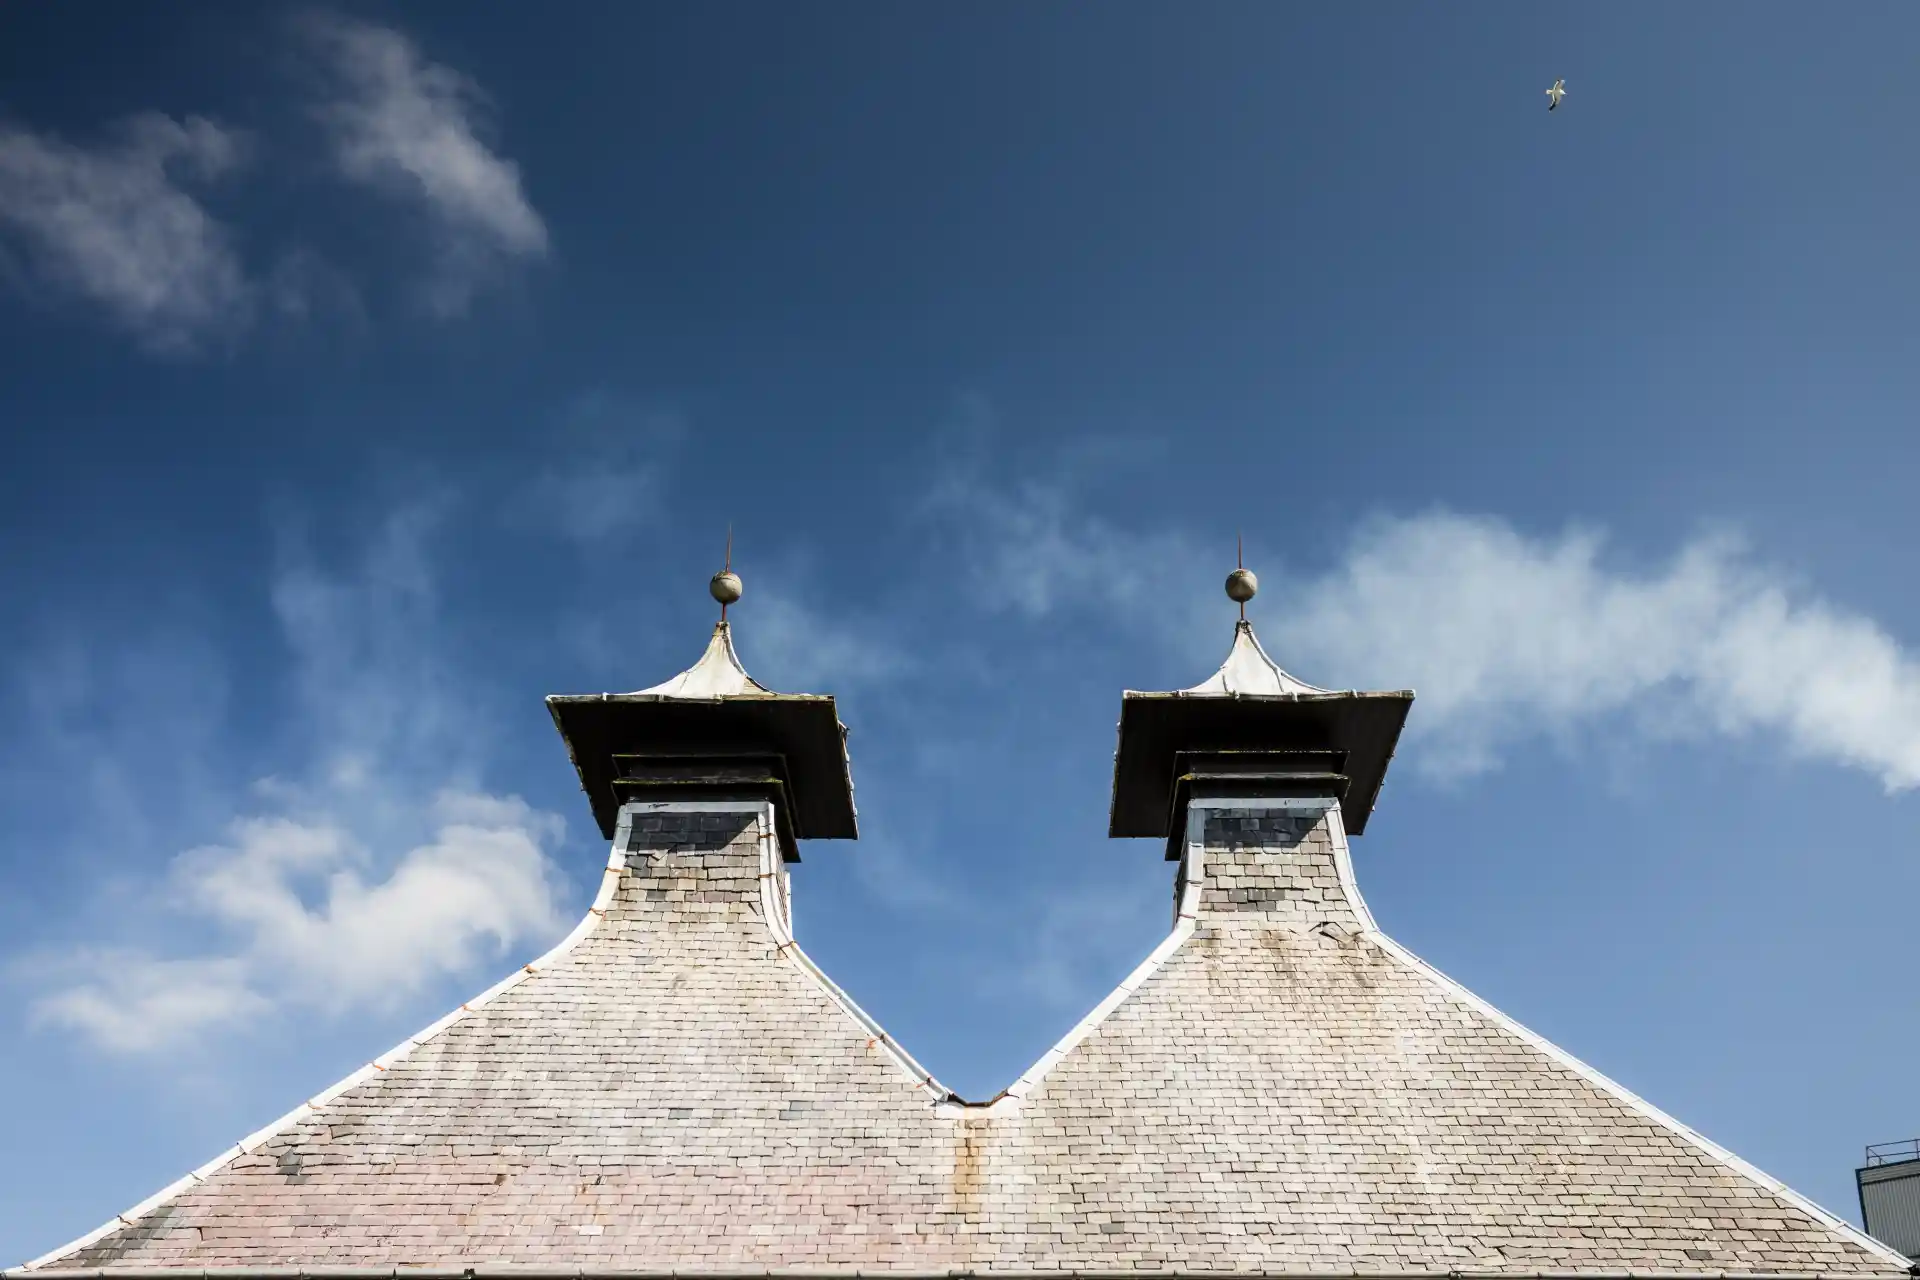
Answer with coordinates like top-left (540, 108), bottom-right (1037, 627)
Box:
top-left (1225, 533), bottom-right (1257, 619)
top-left (710, 525), bottom-right (742, 619)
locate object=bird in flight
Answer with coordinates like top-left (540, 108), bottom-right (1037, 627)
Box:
top-left (1546, 79), bottom-right (1566, 110)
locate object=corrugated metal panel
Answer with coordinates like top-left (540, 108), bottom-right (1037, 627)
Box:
top-left (1859, 1157), bottom-right (1920, 1260)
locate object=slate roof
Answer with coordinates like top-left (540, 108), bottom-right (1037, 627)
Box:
top-left (17, 623), bottom-right (1908, 1278)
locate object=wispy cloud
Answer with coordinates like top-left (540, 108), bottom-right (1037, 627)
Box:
top-left (0, 13), bottom-right (541, 354)
top-left (19, 508), bottom-right (569, 1054)
top-left (303, 11), bottom-right (548, 315)
top-left (512, 397), bottom-right (681, 543)
top-left (929, 460), bottom-right (1920, 791)
top-left (1004, 873), bottom-right (1170, 1009)
top-left (0, 113), bottom-right (251, 352)
top-left (27, 955), bottom-right (267, 1057)
top-left (743, 584), bottom-right (913, 694)
top-left (921, 453), bottom-right (1220, 676)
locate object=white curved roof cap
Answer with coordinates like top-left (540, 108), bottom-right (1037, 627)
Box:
top-left (631, 622), bottom-right (770, 698)
top-left (1184, 619), bottom-right (1333, 697)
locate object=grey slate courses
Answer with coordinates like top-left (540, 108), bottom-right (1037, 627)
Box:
top-left (26, 805), bottom-right (1905, 1275)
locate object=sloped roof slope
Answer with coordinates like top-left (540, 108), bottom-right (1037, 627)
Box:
top-left (974, 805), bottom-right (1903, 1274)
top-left (20, 801), bottom-right (1905, 1276)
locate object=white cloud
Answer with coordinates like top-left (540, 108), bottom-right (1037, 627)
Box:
top-left (0, 113), bottom-right (251, 352)
top-left (1274, 513), bottom-right (1920, 789)
top-left (931, 463), bottom-right (1920, 792)
top-left (304, 12), bottom-right (548, 315)
top-left (23, 509), bottom-right (570, 1055)
top-left (126, 791), bottom-right (561, 1017)
top-left (229, 793), bottom-right (561, 1007)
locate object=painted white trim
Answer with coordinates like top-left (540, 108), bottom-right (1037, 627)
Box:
top-left (980, 805), bottom-right (1211, 1115)
top-left (742, 800), bottom-right (954, 1104)
top-left (978, 796), bottom-right (1336, 1115)
top-left (1321, 806), bottom-right (1911, 1272)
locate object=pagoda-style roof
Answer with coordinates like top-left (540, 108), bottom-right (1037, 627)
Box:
top-left (547, 621), bottom-right (857, 847)
top-left (1111, 617), bottom-right (1414, 839)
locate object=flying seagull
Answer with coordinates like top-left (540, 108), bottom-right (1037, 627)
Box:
top-left (1546, 79), bottom-right (1566, 110)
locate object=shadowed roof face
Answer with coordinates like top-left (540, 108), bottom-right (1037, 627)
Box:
top-left (25, 802), bottom-right (1904, 1277)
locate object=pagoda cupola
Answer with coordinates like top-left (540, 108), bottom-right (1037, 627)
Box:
top-left (1109, 555), bottom-right (1415, 857)
top-left (546, 552), bottom-right (856, 862)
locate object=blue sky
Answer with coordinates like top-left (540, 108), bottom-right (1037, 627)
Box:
top-left (3, 1), bottom-right (1919, 1263)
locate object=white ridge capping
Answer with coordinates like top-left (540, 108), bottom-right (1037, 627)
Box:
top-left (628, 798), bottom-right (949, 1103)
top-left (980, 797), bottom-right (1335, 1115)
top-left (1319, 804), bottom-right (1912, 1272)
top-left (727, 797), bottom-right (955, 1105)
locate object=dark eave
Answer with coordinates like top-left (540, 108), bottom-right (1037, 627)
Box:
top-left (546, 691), bottom-right (857, 842)
top-left (1110, 688), bottom-right (1414, 839)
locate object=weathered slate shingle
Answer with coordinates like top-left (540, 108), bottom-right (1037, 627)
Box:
top-left (25, 803), bottom-right (1905, 1275)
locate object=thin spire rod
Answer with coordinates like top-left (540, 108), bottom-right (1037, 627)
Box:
top-left (711, 526), bottom-right (743, 623)
top-left (1225, 534), bottom-right (1257, 621)
top-left (1237, 532), bottom-right (1245, 621)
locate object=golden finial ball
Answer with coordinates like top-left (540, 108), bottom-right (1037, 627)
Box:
top-left (710, 570), bottom-right (743, 606)
top-left (1225, 567), bottom-right (1258, 603)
